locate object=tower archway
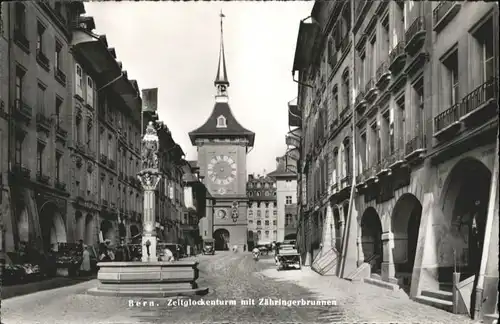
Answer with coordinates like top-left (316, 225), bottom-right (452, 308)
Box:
top-left (213, 228), bottom-right (230, 251)
top-left (361, 207), bottom-right (383, 274)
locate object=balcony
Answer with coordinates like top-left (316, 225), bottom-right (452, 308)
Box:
top-left (404, 49), bottom-right (429, 77)
top-left (434, 103), bottom-right (462, 139)
top-left (36, 113), bottom-right (53, 133)
top-left (36, 50), bottom-right (50, 72)
top-left (433, 2), bottom-right (461, 32)
top-left (100, 153), bottom-right (108, 165)
top-left (36, 172), bottom-right (50, 185)
top-left (355, 90), bottom-right (367, 115)
top-left (405, 17), bottom-right (426, 55)
top-left (459, 77), bottom-right (498, 128)
top-left (376, 61), bottom-right (391, 88)
top-left (12, 164), bottom-right (31, 179)
top-left (405, 133), bottom-right (427, 162)
top-left (55, 181), bottom-right (66, 191)
top-left (54, 68), bottom-right (66, 87)
top-left (375, 153), bottom-right (391, 178)
top-left (56, 125), bottom-right (68, 141)
top-left (14, 29), bottom-right (30, 53)
top-left (14, 99), bottom-right (33, 122)
top-left (388, 41), bottom-right (406, 74)
top-left (339, 105), bottom-right (351, 124)
top-left (364, 78), bottom-right (378, 101)
top-left (109, 160), bottom-right (116, 170)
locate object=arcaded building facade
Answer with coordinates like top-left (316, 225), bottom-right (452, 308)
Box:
top-left (292, 1), bottom-right (498, 321)
top-left (71, 15), bottom-right (143, 246)
top-left (2, 2), bottom-right (85, 252)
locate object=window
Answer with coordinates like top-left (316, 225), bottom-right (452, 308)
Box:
top-left (359, 133), bottom-right (367, 171)
top-left (381, 15), bottom-right (390, 60)
top-left (332, 87), bottom-right (339, 119)
top-left (75, 64), bottom-right (83, 97)
top-left (273, 231), bottom-right (277, 240)
top-left (37, 142), bottom-right (44, 175)
top-left (342, 70), bottom-right (350, 108)
top-left (273, 220), bottom-right (277, 226)
top-left (15, 67), bottom-right (25, 104)
top-left (442, 49), bottom-right (459, 106)
top-left (100, 177), bottom-right (105, 200)
top-left (216, 115), bottom-right (227, 128)
top-left (472, 18), bottom-right (494, 86)
top-left (55, 152), bottom-right (62, 182)
top-left (265, 210), bottom-right (269, 217)
top-left (55, 41), bottom-right (62, 71)
top-left (370, 34), bottom-right (377, 79)
top-left (15, 138), bottom-right (23, 164)
top-left (265, 231), bottom-right (269, 238)
top-left (412, 78), bottom-right (425, 134)
top-left (75, 117), bottom-right (81, 143)
top-left (256, 191), bottom-right (261, 196)
top-left (396, 96), bottom-right (405, 147)
top-left (257, 230), bottom-right (261, 238)
top-left (257, 220), bottom-right (261, 226)
top-left (359, 51), bottom-right (366, 89)
top-left (87, 76), bottom-right (94, 108)
top-left (248, 210), bottom-right (253, 216)
top-left (332, 149), bottom-right (338, 183)
top-left (264, 191), bottom-right (270, 196)
top-left (273, 210), bottom-right (277, 216)
top-left (107, 134), bottom-right (112, 157)
top-left (273, 202), bottom-right (277, 208)
top-left (37, 22), bottom-right (45, 54)
top-left (87, 120), bottom-right (92, 149)
top-left (285, 195), bottom-right (292, 205)
top-left (344, 140), bottom-right (351, 177)
top-left (248, 220), bottom-right (253, 224)
top-left (265, 220), bottom-right (269, 226)
top-left (257, 210), bottom-right (261, 217)
top-left (285, 214), bottom-right (293, 226)
top-left (55, 97), bottom-right (62, 127)
top-left (382, 110), bottom-right (393, 155)
top-left (14, 3), bottom-right (26, 34)
top-left (37, 83), bottom-right (46, 114)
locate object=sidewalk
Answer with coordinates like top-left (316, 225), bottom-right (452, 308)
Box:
top-left (258, 264), bottom-right (477, 324)
top-left (1, 275), bottom-right (95, 300)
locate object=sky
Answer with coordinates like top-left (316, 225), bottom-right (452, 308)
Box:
top-left (84, 1), bottom-right (313, 176)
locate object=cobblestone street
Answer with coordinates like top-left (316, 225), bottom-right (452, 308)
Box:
top-left (1, 251), bottom-right (478, 324)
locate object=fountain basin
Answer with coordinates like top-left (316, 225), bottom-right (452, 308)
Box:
top-left (87, 261), bottom-right (209, 297)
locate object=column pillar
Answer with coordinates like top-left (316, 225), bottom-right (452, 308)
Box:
top-left (381, 231), bottom-right (396, 282)
top-left (356, 229), bottom-right (365, 267)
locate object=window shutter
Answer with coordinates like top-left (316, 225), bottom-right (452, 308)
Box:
top-left (87, 76), bottom-right (94, 108)
top-left (75, 64), bottom-right (83, 98)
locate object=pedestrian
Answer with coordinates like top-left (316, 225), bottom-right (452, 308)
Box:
top-left (99, 243), bottom-right (111, 262)
top-left (163, 246), bottom-right (174, 262)
top-left (80, 245), bottom-right (91, 276)
top-left (232, 245), bottom-right (238, 253)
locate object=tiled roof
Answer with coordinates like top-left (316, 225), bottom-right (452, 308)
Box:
top-left (188, 102), bottom-right (255, 146)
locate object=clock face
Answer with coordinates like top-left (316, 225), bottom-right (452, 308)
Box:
top-left (217, 209), bottom-right (227, 219)
top-left (207, 155), bottom-right (237, 185)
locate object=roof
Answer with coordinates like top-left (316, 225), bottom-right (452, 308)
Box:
top-left (189, 101), bottom-right (255, 146)
top-left (292, 22), bottom-right (317, 72)
top-left (268, 154), bottom-right (298, 178)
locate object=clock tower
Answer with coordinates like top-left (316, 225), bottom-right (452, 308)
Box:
top-left (188, 11), bottom-right (255, 251)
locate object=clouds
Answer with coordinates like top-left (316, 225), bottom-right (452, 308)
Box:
top-left (84, 1), bottom-right (313, 174)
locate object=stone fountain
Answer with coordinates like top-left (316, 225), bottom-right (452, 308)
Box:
top-left (87, 122), bottom-right (208, 297)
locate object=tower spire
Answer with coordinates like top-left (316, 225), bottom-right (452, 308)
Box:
top-left (215, 10), bottom-right (229, 98)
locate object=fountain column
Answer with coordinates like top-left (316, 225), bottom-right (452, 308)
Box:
top-left (137, 122), bottom-right (162, 262)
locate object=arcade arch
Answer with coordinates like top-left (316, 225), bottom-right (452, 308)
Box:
top-left (438, 158), bottom-right (491, 313)
top-left (391, 193), bottom-right (422, 292)
top-left (213, 228), bottom-right (230, 251)
top-left (40, 202), bottom-right (67, 251)
top-left (360, 207), bottom-right (383, 274)
top-left (100, 220), bottom-right (115, 244)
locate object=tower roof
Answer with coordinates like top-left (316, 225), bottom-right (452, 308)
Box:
top-left (189, 11), bottom-right (254, 147)
top-left (188, 101), bottom-right (255, 146)
top-left (214, 10), bottom-right (229, 87)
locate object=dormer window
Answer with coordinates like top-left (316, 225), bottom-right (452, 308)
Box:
top-left (216, 115), bottom-right (227, 128)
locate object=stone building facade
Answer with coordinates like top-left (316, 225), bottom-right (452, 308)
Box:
top-left (246, 174), bottom-right (277, 247)
top-left (71, 15), bottom-right (143, 247)
top-left (268, 155), bottom-right (298, 243)
top-left (292, 1), bottom-right (498, 321)
top-left (2, 2), bottom-right (86, 252)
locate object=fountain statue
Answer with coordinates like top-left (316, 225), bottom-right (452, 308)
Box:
top-left (87, 121), bottom-right (208, 297)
